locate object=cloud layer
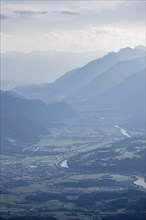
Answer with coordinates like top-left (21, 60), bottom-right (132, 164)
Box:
top-left (1, 0), bottom-right (145, 53)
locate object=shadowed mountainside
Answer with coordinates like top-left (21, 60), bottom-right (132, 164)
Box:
top-left (12, 47), bottom-right (145, 102)
top-left (0, 91), bottom-right (76, 144)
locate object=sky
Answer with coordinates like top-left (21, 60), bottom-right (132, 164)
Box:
top-left (1, 0), bottom-right (146, 53)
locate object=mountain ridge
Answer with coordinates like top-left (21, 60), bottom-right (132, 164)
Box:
top-left (0, 91), bottom-right (76, 144)
top-left (12, 46), bottom-right (145, 102)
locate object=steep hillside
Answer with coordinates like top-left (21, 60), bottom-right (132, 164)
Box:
top-left (93, 69), bottom-right (145, 128)
top-left (93, 69), bottom-right (145, 109)
top-left (0, 91), bottom-right (76, 144)
top-left (1, 91), bottom-right (75, 126)
top-left (75, 57), bottom-right (145, 99)
top-left (1, 116), bottom-right (48, 145)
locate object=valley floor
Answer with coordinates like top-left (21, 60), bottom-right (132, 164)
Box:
top-left (0, 111), bottom-right (146, 220)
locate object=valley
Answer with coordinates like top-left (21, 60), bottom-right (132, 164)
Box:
top-left (1, 0), bottom-right (146, 218)
top-left (0, 110), bottom-right (145, 220)
top-left (1, 46), bottom-right (146, 220)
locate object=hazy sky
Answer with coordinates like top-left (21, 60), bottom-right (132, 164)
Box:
top-left (1, 0), bottom-right (146, 53)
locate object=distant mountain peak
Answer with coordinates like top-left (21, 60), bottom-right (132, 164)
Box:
top-left (118, 47), bottom-right (133, 54)
top-left (119, 47), bottom-right (132, 51)
top-left (105, 46), bottom-right (135, 58)
top-left (134, 45), bottom-right (146, 51)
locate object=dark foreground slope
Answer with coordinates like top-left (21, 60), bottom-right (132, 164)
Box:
top-left (0, 91), bottom-right (76, 145)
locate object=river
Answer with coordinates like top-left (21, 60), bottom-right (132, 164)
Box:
top-left (114, 125), bottom-right (131, 138)
top-left (133, 176), bottom-right (146, 189)
top-left (60, 159), bottom-right (69, 168)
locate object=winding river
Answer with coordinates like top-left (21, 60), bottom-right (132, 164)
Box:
top-left (133, 177), bottom-right (146, 189)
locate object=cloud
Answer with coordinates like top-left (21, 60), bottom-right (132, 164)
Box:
top-left (1, 23), bottom-right (145, 54)
top-left (40, 11), bottom-right (48, 15)
top-left (1, 1), bottom-right (145, 53)
top-left (14, 10), bottom-right (34, 16)
top-left (13, 10), bottom-right (48, 17)
top-left (36, 27), bottom-right (145, 54)
top-left (54, 10), bottom-right (80, 16)
top-left (0, 13), bottom-right (9, 19)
